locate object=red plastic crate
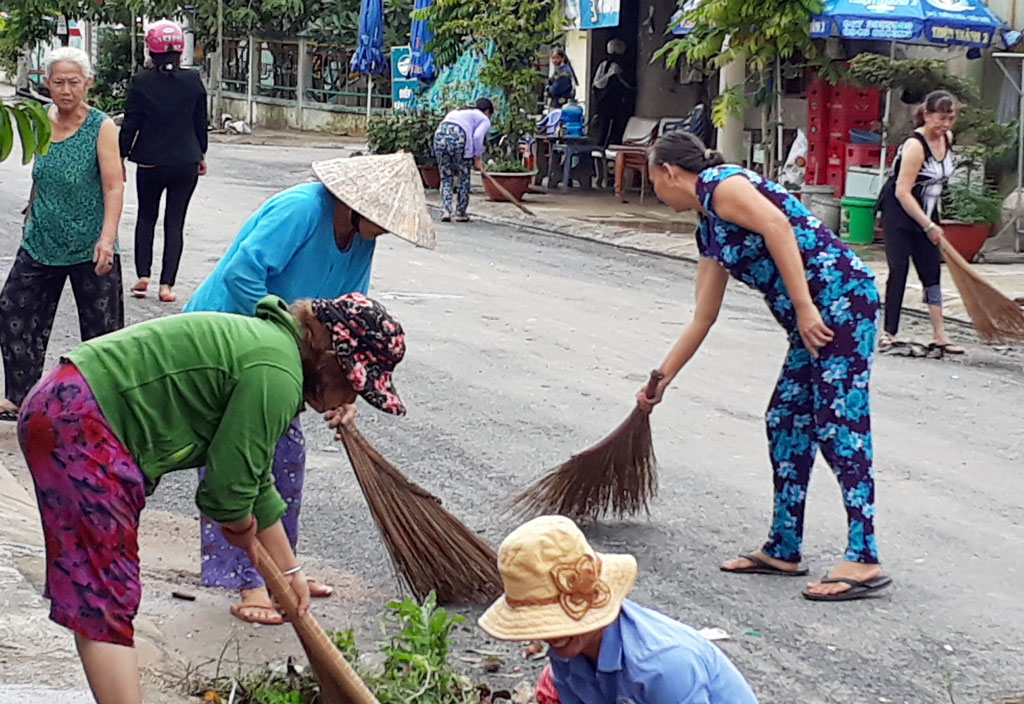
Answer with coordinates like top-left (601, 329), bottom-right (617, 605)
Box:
top-left (846, 143), bottom-right (883, 167)
top-left (826, 141), bottom-right (846, 168)
top-left (825, 166), bottom-right (845, 197)
top-left (805, 140), bottom-right (825, 185)
top-left (807, 113), bottom-right (826, 142)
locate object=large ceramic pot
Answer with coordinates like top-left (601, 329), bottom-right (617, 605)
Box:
top-left (941, 221), bottom-right (992, 263)
top-left (418, 164), bottom-right (441, 190)
top-left (482, 172), bottom-right (536, 203)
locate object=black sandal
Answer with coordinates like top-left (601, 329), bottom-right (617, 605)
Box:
top-left (720, 553), bottom-right (809, 577)
top-left (0, 408), bottom-right (19, 422)
top-left (802, 575), bottom-right (892, 602)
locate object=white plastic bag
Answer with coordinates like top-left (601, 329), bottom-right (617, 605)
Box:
top-left (779, 128), bottom-right (808, 190)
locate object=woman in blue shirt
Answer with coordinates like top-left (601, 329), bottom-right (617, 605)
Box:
top-left (639, 132), bottom-right (890, 602)
top-left (185, 152), bottom-right (435, 624)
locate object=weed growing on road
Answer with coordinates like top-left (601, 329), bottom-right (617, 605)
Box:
top-left (184, 592), bottom-right (480, 704)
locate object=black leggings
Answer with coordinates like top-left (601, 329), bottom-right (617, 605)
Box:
top-left (882, 222), bottom-right (942, 336)
top-left (134, 163), bottom-right (199, 286)
top-left (0, 247), bottom-right (124, 405)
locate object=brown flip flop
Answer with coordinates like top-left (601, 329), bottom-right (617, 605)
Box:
top-left (230, 601), bottom-right (284, 625)
top-left (721, 553), bottom-right (809, 576)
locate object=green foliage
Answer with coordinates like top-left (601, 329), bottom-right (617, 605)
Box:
top-left (488, 158), bottom-right (529, 172)
top-left (426, 0), bottom-right (562, 160)
top-left (0, 100), bottom-right (51, 163)
top-left (373, 592), bottom-right (476, 704)
top-left (658, 0), bottom-right (822, 174)
top-left (187, 593), bottom-right (477, 704)
top-left (943, 183), bottom-right (1003, 225)
top-left (846, 53), bottom-right (978, 103)
top-left (366, 107), bottom-right (445, 164)
top-left (90, 28), bottom-right (144, 114)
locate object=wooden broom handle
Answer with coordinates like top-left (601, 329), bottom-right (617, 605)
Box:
top-left (643, 370), bottom-right (664, 399)
top-left (481, 170), bottom-right (536, 216)
top-left (250, 540), bottom-right (380, 704)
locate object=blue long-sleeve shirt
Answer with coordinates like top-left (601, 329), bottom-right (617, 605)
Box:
top-left (550, 600), bottom-right (759, 704)
top-left (185, 183), bottom-right (376, 315)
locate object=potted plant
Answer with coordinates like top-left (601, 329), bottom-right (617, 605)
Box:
top-left (482, 158), bottom-right (533, 202)
top-left (366, 108), bottom-right (445, 189)
top-left (941, 183), bottom-right (1003, 262)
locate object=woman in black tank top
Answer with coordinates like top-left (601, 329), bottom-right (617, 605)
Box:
top-left (877, 90), bottom-right (964, 354)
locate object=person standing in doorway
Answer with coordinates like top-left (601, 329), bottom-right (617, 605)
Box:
top-left (877, 90), bottom-right (963, 354)
top-left (120, 19), bottom-right (208, 304)
top-left (0, 47), bottom-right (123, 422)
top-left (433, 98), bottom-right (494, 223)
top-left (591, 39), bottom-right (633, 147)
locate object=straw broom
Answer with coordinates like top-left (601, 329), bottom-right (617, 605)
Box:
top-left (250, 540), bottom-right (379, 704)
top-left (337, 423), bottom-right (502, 605)
top-left (938, 236), bottom-right (1024, 343)
top-left (509, 371), bottom-right (664, 522)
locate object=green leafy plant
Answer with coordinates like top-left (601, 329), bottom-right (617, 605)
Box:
top-left (366, 108), bottom-right (445, 165)
top-left (184, 593), bottom-right (479, 704)
top-left (0, 100), bottom-right (51, 163)
top-left (425, 0), bottom-right (562, 164)
top-left (847, 53), bottom-right (978, 103)
top-left (657, 0), bottom-right (825, 176)
top-left (487, 158), bottom-right (529, 173)
top-left (942, 183), bottom-right (1003, 225)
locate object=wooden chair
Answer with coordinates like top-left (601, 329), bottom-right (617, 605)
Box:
top-left (598, 117), bottom-right (658, 201)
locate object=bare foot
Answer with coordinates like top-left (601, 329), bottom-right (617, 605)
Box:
top-left (307, 577), bottom-right (334, 598)
top-left (130, 278), bottom-right (149, 298)
top-left (805, 560), bottom-right (883, 597)
top-left (230, 586), bottom-right (283, 625)
top-left (0, 399), bottom-right (19, 421)
top-left (159, 285), bottom-right (177, 303)
top-left (721, 551), bottom-right (803, 573)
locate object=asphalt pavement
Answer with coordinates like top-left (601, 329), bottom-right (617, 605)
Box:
top-left (1, 143), bottom-right (1023, 703)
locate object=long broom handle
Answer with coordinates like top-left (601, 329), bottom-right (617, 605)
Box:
top-left (250, 540), bottom-right (380, 704)
top-left (481, 170), bottom-right (536, 217)
top-left (641, 370), bottom-right (663, 402)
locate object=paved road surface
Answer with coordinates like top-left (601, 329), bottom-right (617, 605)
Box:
top-left (2, 143), bottom-right (1022, 703)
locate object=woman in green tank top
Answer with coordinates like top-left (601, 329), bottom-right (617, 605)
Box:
top-left (0, 47), bottom-right (124, 421)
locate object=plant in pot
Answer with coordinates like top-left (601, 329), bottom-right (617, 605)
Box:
top-left (366, 108), bottom-right (446, 189)
top-left (941, 182), bottom-right (1003, 262)
top-left (426, 0), bottom-right (562, 202)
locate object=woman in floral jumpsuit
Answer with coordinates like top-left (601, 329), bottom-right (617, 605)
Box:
top-left (640, 131), bottom-right (891, 602)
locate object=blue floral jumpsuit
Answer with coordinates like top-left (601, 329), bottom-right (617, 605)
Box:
top-left (696, 166), bottom-right (881, 564)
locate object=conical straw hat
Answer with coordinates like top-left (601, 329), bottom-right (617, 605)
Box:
top-left (312, 152), bottom-right (436, 250)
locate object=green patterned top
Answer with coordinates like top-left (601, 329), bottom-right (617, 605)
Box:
top-left (23, 107), bottom-right (117, 266)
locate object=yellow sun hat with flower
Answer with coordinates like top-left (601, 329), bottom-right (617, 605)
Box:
top-left (478, 515), bottom-right (638, 641)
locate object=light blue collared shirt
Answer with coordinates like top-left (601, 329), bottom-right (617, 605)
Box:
top-left (550, 600), bottom-right (759, 704)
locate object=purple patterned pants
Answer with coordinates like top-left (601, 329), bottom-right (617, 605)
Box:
top-left (199, 418), bottom-right (306, 591)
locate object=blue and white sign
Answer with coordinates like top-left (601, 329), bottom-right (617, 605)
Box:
top-left (391, 45), bottom-right (418, 110)
top-left (579, 0), bottom-right (620, 29)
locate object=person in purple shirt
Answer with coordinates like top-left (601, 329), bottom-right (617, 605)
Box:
top-left (479, 516), bottom-right (760, 704)
top-left (433, 98), bottom-right (494, 222)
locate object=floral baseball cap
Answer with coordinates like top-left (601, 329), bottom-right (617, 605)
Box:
top-left (310, 293), bottom-right (406, 416)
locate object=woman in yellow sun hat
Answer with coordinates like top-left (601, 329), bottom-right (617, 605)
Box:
top-left (479, 516), bottom-right (759, 704)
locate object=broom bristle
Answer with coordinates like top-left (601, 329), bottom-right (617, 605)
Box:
top-left (508, 408), bottom-right (658, 522)
top-left (339, 424), bottom-right (502, 605)
top-left (940, 238), bottom-right (1024, 343)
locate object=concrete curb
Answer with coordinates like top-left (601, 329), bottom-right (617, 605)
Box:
top-left (429, 202), bottom-right (1022, 374)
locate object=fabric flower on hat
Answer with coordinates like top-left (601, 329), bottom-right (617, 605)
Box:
top-left (310, 293), bottom-right (407, 416)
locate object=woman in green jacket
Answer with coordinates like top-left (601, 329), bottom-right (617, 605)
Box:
top-left (17, 292), bottom-right (407, 704)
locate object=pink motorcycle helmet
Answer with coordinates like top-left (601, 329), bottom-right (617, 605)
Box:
top-left (145, 20), bottom-right (185, 54)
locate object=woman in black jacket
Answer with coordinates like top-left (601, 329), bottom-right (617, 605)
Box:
top-left (120, 19), bottom-right (207, 303)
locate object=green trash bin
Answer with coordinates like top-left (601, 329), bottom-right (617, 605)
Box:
top-left (840, 197), bottom-right (877, 244)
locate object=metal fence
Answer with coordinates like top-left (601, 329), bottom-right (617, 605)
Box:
top-left (218, 36), bottom-right (392, 113)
